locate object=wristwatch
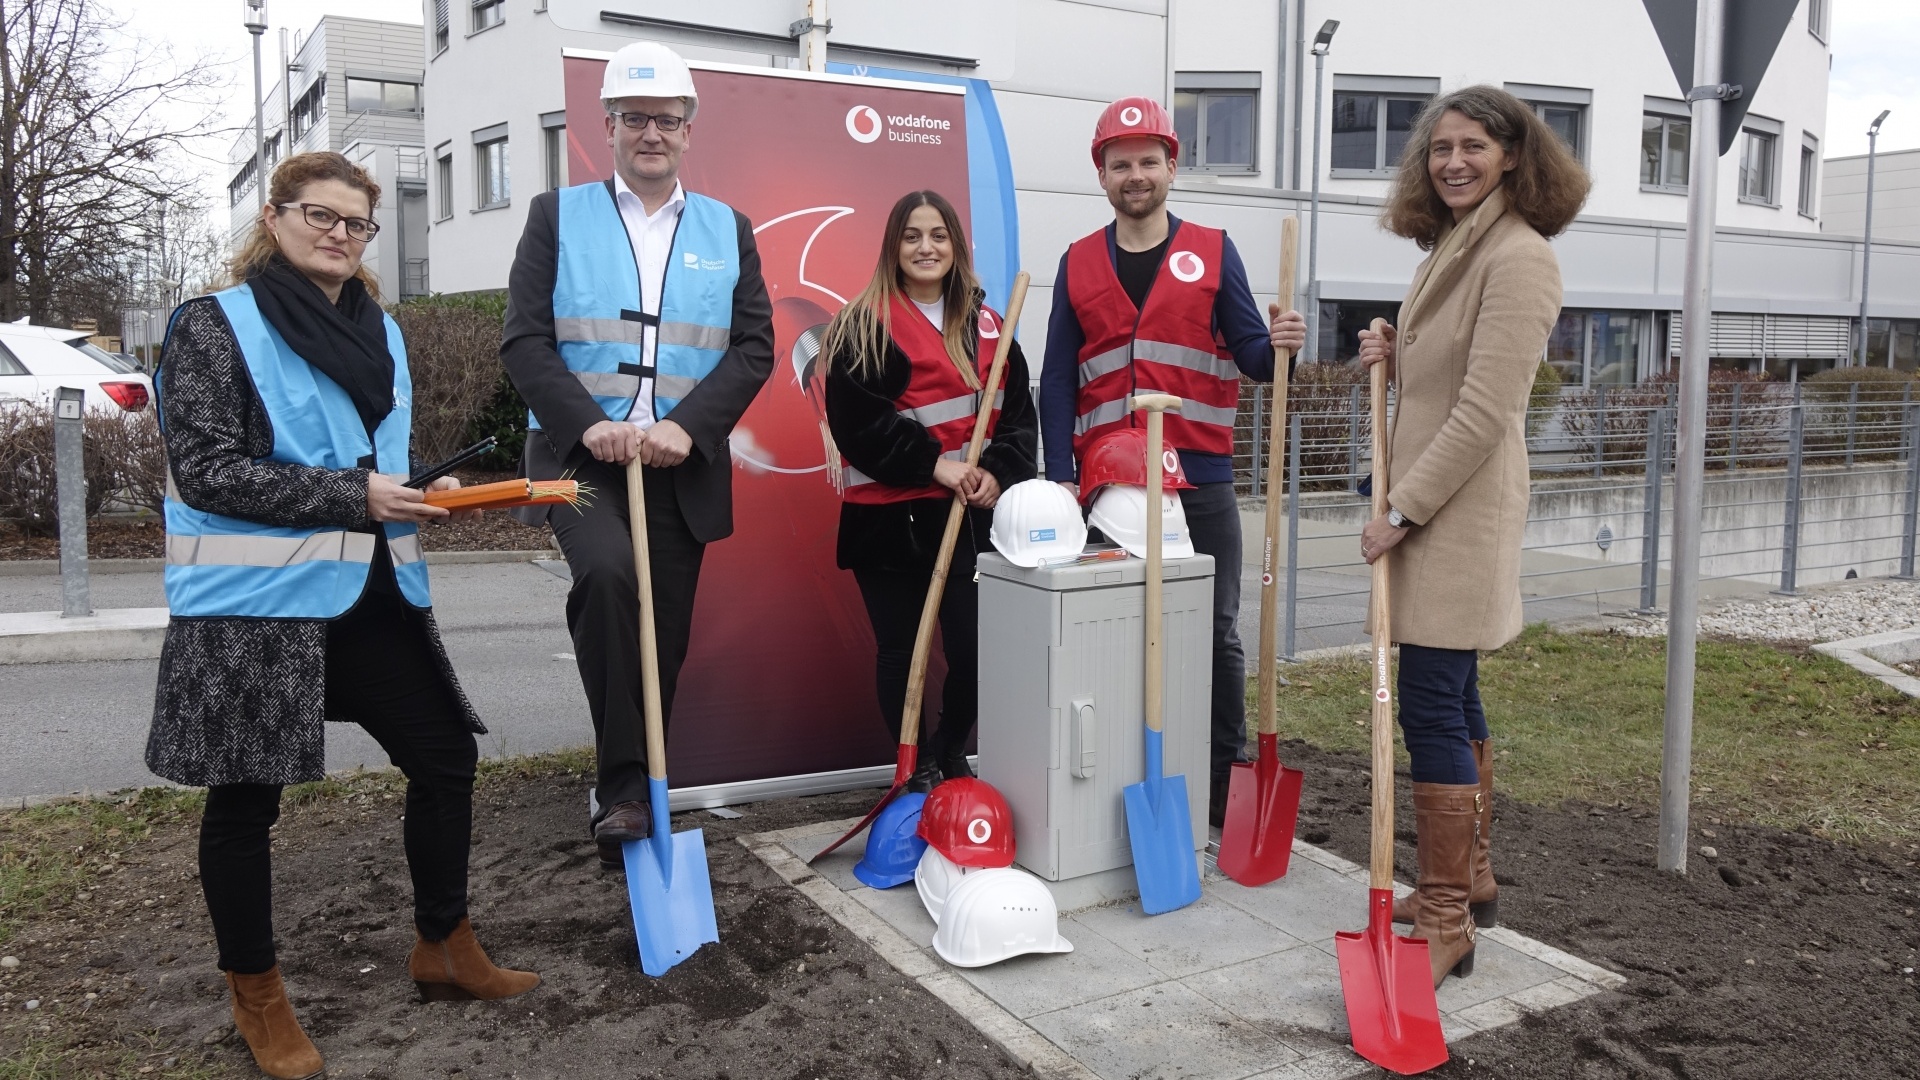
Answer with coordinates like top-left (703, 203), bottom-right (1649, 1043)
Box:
top-left (1386, 506), bottom-right (1414, 529)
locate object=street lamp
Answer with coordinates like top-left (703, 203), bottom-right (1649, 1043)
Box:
top-left (1305, 19), bottom-right (1338, 364)
top-left (244, 0), bottom-right (269, 210)
top-left (1858, 109), bottom-right (1890, 367)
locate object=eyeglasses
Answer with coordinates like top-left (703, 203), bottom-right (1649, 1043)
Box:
top-left (276, 203), bottom-right (381, 241)
top-left (611, 110), bottom-right (686, 132)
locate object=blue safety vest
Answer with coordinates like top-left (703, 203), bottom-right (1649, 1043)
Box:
top-left (542, 182), bottom-right (738, 427)
top-left (158, 284), bottom-right (432, 618)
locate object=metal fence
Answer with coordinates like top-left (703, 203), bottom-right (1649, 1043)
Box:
top-left (1229, 379), bottom-right (1920, 656)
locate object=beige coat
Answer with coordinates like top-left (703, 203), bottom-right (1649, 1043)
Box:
top-left (1378, 188), bottom-right (1562, 650)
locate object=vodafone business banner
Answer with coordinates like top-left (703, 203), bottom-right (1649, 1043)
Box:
top-left (561, 55), bottom-right (1017, 788)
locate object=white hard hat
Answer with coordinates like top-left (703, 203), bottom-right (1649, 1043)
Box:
top-left (602, 41), bottom-right (699, 119)
top-left (990, 479), bottom-right (1089, 567)
top-left (1087, 484), bottom-right (1195, 560)
top-left (914, 845), bottom-right (978, 925)
top-left (931, 867), bottom-right (1074, 968)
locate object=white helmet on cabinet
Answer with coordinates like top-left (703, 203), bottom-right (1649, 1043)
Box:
top-left (930, 867), bottom-right (1074, 968)
top-left (990, 480), bottom-right (1089, 567)
top-left (601, 41), bottom-right (700, 120)
top-left (1087, 484), bottom-right (1195, 560)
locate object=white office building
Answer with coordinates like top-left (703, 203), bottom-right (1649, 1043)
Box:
top-left (419, 0), bottom-right (1920, 384)
top-left (1825, 146), bottom-right (1920, 369)
top-left (229, 16), bottom-right (432, 299)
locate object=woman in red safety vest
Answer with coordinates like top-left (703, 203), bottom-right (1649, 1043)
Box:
top-left (824, 190), bottom-right (1039, 791)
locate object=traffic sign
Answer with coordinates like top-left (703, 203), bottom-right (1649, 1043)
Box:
top-left (1641, 0), bottom-right (1798, 154)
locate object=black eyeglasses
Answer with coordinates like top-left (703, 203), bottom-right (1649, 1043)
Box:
top-left (276, 202), bottom-right (381, 241)
top-left (611, 110), bottom-right (686, 132)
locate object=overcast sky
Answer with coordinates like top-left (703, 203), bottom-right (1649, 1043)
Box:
top-left (137, 0), bottom-right (1920, 208)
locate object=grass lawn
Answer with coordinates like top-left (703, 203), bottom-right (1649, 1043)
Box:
top-left (1269, 625), bottom-right (1920, 844)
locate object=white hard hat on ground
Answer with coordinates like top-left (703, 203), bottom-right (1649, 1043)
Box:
top-left (1087, 483), bottom-right (1196, 560)
top-left (991, 479), bottom-right (1089, 567)
top-left (914, 845), bottom-right (978, 925)
top-left (931, 867), bottom-right (1074, 968)
top-left (602, 41), bottom-right (699, 119)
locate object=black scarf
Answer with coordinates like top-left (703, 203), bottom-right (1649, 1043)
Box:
top-left (248, 255), bottom-right (395, 436)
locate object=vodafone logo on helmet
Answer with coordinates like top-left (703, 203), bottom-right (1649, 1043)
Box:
top-left (845, 105), bottom-right (883, 143)
top-left (1120, 105), bottom-right (1144, 126)
top-left (1168, 250), bottom-right (1206, 283)
top-left (1163, 448), bottom-right (1181, 476)
top-left (967, 818), bottom-right (993, 844)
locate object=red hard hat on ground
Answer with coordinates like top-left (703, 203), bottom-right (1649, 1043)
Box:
top-left (1077, 426), bottom-right (1196, 506)
top-left (916, 778), bottom-right (1015, 868)
top-left (1091, 97), bottom-right (1179, 167)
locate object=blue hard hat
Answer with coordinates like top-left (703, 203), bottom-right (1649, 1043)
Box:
top-left (852, 792), bottom-right (929, 889)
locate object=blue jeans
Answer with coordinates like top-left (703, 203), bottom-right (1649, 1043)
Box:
top-left (1181, 481), bottom-right (1248, 779)
top-left (1397, 643), bottom-right (1488, 785)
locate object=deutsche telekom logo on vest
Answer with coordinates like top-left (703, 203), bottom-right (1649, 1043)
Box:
top-left (845, 105), bottom-right (951, 146)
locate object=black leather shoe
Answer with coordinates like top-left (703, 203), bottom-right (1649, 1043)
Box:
top-left (1208, 773), bottom-right (1230, 829)
top-left (595, 801), bottom-right (651, 843)
top-left (596, 839), bottom-right (625, 871)
top-left (937, 750), bottom-right (974, 781)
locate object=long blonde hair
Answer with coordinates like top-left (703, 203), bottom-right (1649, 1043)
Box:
top-left (822, 190), bottom-right (982, 388)
top-left (227, 151), bottom-right (385, 301)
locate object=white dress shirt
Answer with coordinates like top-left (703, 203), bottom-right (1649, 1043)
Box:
top-left (611, 174), bottom-right (687, 431)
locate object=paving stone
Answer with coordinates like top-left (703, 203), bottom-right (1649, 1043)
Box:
top-left (1243, 1050), bottom-right (1372, 1080)
top-left (850, 877), bottom-right (937, 944)
top-left (1433, 936), bottom-right (1564, 1013)
top-left (1027, 980), bottom-right (1295, 1080)
top-left (1073, 896), bottom-right (1302, 978)
top-left (951, 916), bottom-right (1162, 1019)
top-left (780, 834), bottom-right (867, 894)
top-left (1182, 943), bottom-right (1352, 1057)
top-left (1208, 858), bottom-right (1366, 951)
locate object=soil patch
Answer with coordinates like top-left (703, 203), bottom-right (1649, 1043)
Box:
top-left (1283, 739), bottom-right (1920, 1079)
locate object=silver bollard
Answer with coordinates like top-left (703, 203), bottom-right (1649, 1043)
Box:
top-left (54, 386), bottom-right (91, 618)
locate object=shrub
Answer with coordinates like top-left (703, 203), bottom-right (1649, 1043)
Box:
top-left (88, 409), bottom-right (168, 515)
top-left (1800, 365), bottom-right (1916, 461)
top-left (1527, 360), bottom-right (1561, 439)
top-left (0, 405), bottom-right (119, 535)
top-left (391, 293), bottom-right (511, 465)
top-left (1559, 370), bottom-right (1787, 471)
top-left (1285, 361), bottom-right (1370, 491)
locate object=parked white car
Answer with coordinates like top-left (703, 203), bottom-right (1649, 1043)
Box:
top-left (0, 320), bottom-right (153, 412)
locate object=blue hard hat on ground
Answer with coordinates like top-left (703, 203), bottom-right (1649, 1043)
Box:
top-left (852, 792), bottom-right (929, 889)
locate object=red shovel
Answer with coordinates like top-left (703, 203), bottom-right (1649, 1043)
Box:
top-left (811, 271), bottom-right (1032, 865)
top-left (1218, 214), bottom-right (1304, 886)
top-left (1334, 319), bottom-right (1447, 1074)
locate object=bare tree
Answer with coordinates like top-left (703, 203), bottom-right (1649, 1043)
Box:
top-left (0, 0), bottom-right (227, 326)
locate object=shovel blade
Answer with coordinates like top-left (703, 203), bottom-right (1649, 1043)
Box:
top-left (624, 826), bottom-right (719, 978)
top-left (1335, 889), bottom-right (1447, 1075)
top-left (1216, 733), bottom-right (1304, 886)
top-left (1123, 773), bottom-right (1201, 915)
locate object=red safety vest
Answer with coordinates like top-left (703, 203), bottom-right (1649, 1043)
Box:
top-left (1065, 222), bottom-right (1239, 461)
top-left (841, 296), bottom-right (1004, 505)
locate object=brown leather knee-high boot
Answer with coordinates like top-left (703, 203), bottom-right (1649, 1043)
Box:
top-left (225, 966), bottom-right (324, 1080)
top-left (1407, 782), bottom-right (1479, 988)
top-left (1392, 739), bottom-right (1498, 927)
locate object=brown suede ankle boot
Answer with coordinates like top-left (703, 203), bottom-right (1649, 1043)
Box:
top-left (409, 917), bottom-right (541, 1002)
top-left (225, 966), bottom-right (324, 1080)
top-left (1408, 782), bottom-right (1479, 988)
top-left (1391, 742), bottom-right (1499, 927)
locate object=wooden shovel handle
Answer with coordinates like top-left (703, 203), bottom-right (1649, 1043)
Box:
top-left (1256, 216), bottom-right (1300, 738)
top-left (1130, 393), bottom-right (1183, 736)
top-left (898, 272), bottom-right (1032, 748)
top-left (628, 460), bottom-right (669, 782)
top-left (1365, 317), bottom-right (1395, 890)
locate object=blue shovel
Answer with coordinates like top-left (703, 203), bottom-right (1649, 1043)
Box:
top-left (1123, 393), bottom-right (1203, 915)
top-left (622, 459), bottom-right (719, 977)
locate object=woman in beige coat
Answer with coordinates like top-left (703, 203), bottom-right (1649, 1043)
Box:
top-left (1356, 85), bottom-right (1589, 987)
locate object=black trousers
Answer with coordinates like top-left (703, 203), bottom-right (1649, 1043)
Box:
top-left (1182, 481), bottom-right (1249, 779)
top-left (1397, 643), bottom-right (1488, 785)
top-left (853, 559), bottom-right (978, 758)
top-left (198, 590), bottom-right (479, 975)
top-left (548, 457), bottom-right (705, 819)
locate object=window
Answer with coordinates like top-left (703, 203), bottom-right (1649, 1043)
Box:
top-left (435, 146), bottom-right (453, 221)
top-left (433, 0), bottom-right (449, 53)
top-left (1738, 129), bottom-right (1777, 204)
top-left (1548, 311), bottom-right (1648, 387)
top-left (1331, 93), bottom-right (1429, 175)
top-left (228, 159), bottom-right (257, 207)
top-left (1171, 74), bottom-right (1259, 174)
top-left (346, 78), bottom-right (420, 114)
top-left (1866, 319), bottom-right (1920, 370)
top-left (476, 135), bottom-right (509, 209)
top-left (542, 116), bottom-right (568, 192)
top-left (289, 78), bottom-right (325, 140)
top-left (1808, 0), bottom-right (1830, 41)
top-left (0, 341), bottom-right (27, 377)
top-left (1798, 133), bottom-right (1819, 217)
top-left (1640, 106), bottom-right (1689, 192)
top-left (472, 0), bottom-right (503, 33)
top-left (1508, 84), bottom-right (1591, 161)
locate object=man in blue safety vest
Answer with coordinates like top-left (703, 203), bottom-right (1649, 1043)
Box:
top-left (502, 41), bottom-right (774, 869)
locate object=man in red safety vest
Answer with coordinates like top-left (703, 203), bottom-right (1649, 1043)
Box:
top-left (1039, 96), bottom-right (1307, 827)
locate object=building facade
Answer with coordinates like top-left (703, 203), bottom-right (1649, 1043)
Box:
top-left (420, 0), bottom-right (1920, 385)
top-left (1824, 146), bottom-right (1920, 370)
top-left (229, 16), bottom-right (431, 299)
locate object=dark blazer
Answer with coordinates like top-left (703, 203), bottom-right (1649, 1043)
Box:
top-left (501, 180), bottom-right (775, 542)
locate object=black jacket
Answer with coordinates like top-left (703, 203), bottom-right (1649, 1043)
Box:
top-left (825, 326), bottom-right (1039, 573)
top-left (500, 181), bottom-right (775, 543)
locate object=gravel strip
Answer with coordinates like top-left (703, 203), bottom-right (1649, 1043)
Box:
top-left (1604, 578), bottom-right (1920, 643)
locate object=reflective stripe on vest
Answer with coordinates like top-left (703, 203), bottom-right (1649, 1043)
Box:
top-left (840, 299), bottom-right (1004, 505)
top-left (543, 183), bottom-right (739, 428)
top-left (1065, 223), bottom-right (1241, 460)
top-left (157, 284), bottom-right (431, 618)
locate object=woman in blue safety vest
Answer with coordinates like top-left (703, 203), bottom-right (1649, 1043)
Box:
top-left (145, 152), bottom-right (537, 1080)
top-left (823, 190), bottom-right (1039, 792)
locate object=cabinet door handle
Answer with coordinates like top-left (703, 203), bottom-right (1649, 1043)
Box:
top-left (1070, 696), bottom-right (1096, 778)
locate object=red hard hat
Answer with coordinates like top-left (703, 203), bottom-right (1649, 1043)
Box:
top-left (1077, 426), bottom-right (1196, 506)
top-left (1091, 97), bottom-right (1179, 167)
top-left (916, 777), bottom-right (1015, 868)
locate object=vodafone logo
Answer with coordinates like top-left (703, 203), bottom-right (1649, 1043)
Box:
top-left (1120, 105), bottom-right (1144, 126)
top-left (979, 309), bottom-right (1000, 339)
top-left (845, 105), bottom-right (882, 143)
top-left (1168, 250), bottom-right (1206, 283)
top-left (967, 818), bottom-right (993, 844)
top-left (1162, 448), bottom-right (1181, 476)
